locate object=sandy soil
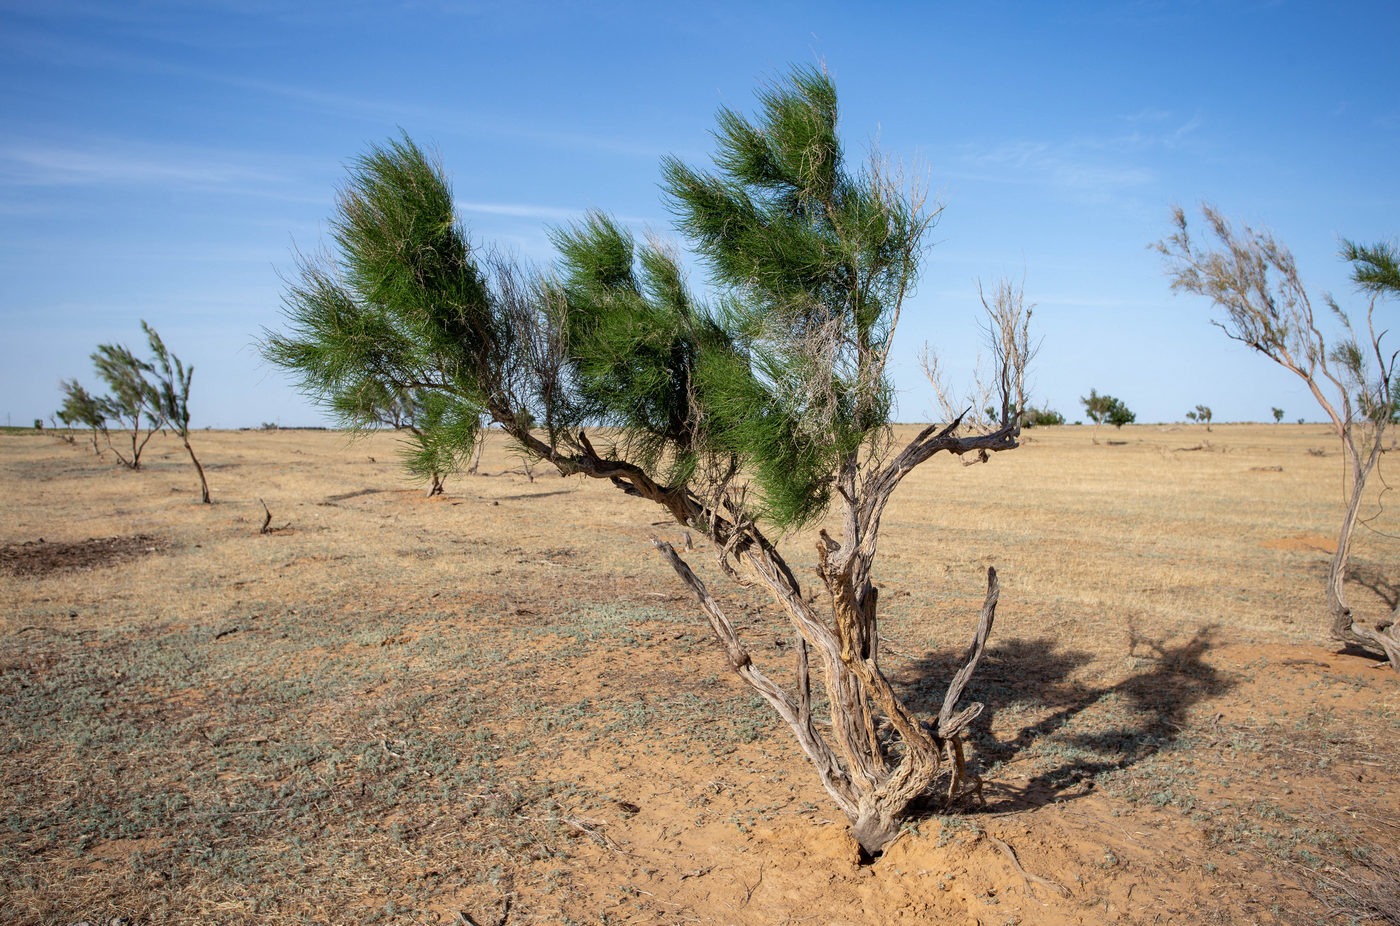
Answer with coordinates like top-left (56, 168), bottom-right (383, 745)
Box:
top-left (1, 423), bottom-right (1396, 925)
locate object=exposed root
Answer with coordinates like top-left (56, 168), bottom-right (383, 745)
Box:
top-left (992, 836), bottom-right (1070, 902)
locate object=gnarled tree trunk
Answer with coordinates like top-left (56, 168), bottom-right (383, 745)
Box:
top-left (1328, 437), bottom-right (1400, 667)
top-left (518, 416), bottom-right (1020, 855)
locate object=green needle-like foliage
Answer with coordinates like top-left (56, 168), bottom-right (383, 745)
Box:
top-left (90, 340), bottom-right (161, 469)
top-left (57, 379), bottom-right (109, 456)
top-left (1342, 239), bottom-right (1400, 298)
top-left (144, 321), bottom-right (211, 502)
top-left (263, 136), bottom-right (505, 459)
top-left (265, 67), bottom-right (1031, 854)
top-left (335, 379), bottom-right (478, 494)
top-left (60, 322), bottom-right (207, 488)
top-left (657, 64), bottom-right (921, 524)
top-left (265, 85), bottom-right (928, 529)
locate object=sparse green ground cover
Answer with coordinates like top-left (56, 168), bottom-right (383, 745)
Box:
top-left (1, 425), bottom-right (1396, 924)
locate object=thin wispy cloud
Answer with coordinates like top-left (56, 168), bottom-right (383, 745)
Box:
top-left (0, 22), bottom-right (669, 161)
top-left (0, 142), bottom-right (281, 189)
top-left (456, 201), bottom-right (585, 222)
top-left (217, 73), bottom-right (673, 160)
top-left (1123, 107), bottom-right (1173, 124)
top-left (941, 113), bottom-right (1204, 198)
top-left (1171, 114), bottom-right (1203, 141)
top-left (946, 141), bottom-right (1158, 194)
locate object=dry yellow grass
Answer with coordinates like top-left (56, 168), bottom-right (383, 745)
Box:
top-left (1, 424), bottom-right (1396, 925)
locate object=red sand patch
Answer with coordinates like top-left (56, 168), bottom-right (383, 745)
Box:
top-left (1260, 532), bottom-right (1335, 553)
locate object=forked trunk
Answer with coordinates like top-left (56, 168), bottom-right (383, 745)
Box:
top-left (1326, 439), bottom-right (1400, 670)
top-left (658, 530), bottom-right (1000, 855)
top-left (1326, 484), bottom-right (1363, 641)
top-left (851, 806), bottom-right (902, 858)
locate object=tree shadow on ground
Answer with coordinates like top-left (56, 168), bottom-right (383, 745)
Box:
top-left (896, 625), bottom-right (1233, 814)
top-left (1346, 562), bottom-right (1398, 613)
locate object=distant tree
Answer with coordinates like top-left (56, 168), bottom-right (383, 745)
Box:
top-left (466, 422), bottom-right (487, 474)
top-left (1081, 388), bottom-right (1135, 441)
top-left (143, 322), bottom-right (210, 503)
top-left (335, 380), bottom-right (475, 496)
top-left (1272, 407), bottom-right (1284, 425)
top-left (263, 68), bottom-right (1036, 853)
top-left (1185, 404), bottom-right (1213, 430)
top-left (1157, 205), bottom-right (1398, 668)
top-left (89, 341), bottom-right (162, 470)
top-left (1022, 405), bottom-right (1064, 427)
top-left (925, 275), bottom-right (1039, 432)
top-left (57, 379), bottom-right (109, 456)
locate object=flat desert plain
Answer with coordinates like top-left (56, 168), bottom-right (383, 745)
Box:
top-left (1, 423), bottom-right (1397, 925)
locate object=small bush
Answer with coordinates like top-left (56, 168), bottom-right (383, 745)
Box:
top-left (1022, 406), bottom-right (1064, 427)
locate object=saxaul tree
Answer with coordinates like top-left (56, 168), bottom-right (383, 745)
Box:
top-left (90, 341), bottom-right (160, 470)
top-left (336, 380), bottom-right (475, 496)
top-left (144, 322), bottom-right (211, 503)
top-left (1081, 388), bottom-right (1134, 442)
top-left (60, 324), bottom-right (207, 491)
top-left (1156, 206), bottom-right (1399, 668)
top-left (57, 379), bottom-right (109, 456)
top-left (263, 67), bottom-right (1033, 853)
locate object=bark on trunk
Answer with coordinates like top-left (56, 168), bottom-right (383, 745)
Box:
top-left (497, 418), bottom-right (1018, 855)
top-left (184, 436), bottom-right (211, 503)
top-left (468, 434), bottom-right (485, 474)
top-left (659, 534), bottom-right (1001, 855)
top-left (1326, 438), bottom-right (1400, 670)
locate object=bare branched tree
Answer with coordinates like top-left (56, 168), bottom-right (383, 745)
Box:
top-left (1156, 205), bottom-right (1398, 667)
top-left (923, 277), bottom-right (1036, 437)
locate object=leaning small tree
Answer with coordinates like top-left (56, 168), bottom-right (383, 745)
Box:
top-left (1186, 404), bottom-right (1213, 430)
top-left (57, 379), bottom-right (110, 456)
top-left (264, 67), bottom-right (1033, 853)
top-left (144, 321), bottom-right (210, 503)
top-left (90, 341), bottom-right (161, 469)
top-left (1156, 206), bottom-right (1398, 667)
top-left (334, 380), bottom-right (477, 496)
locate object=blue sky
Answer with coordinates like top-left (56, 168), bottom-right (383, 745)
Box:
top-left (2, 0), bottom-right (1397, 428)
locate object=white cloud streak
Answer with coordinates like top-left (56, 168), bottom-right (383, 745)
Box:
top-left (0, 142), bottom-right (283, 189)
top-left (941, 113), bottom-right (1203, 197)
top-left (456, 201), bottom-right (587, 222)
top-left (0, 22), bottom-right (669, 160)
